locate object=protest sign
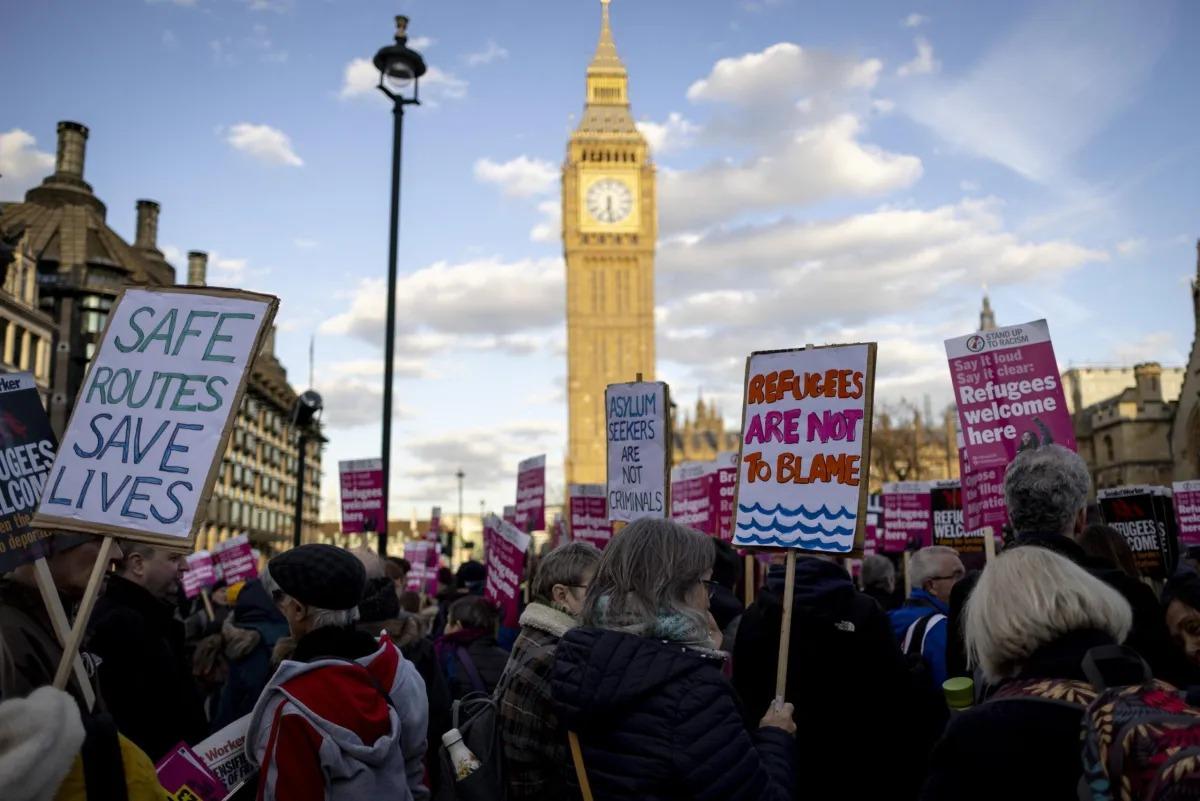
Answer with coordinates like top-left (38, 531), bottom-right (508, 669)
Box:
top-left (1175, 481), bottom-right (1200, 546)
top-left (605, 381), bottom-right (670, 523)
top-left (732, 344), bottom-right (875, 555)
top-left (568, 483), bottom-right (612, 550)
top-left (946, 320), bottom-right (1075, 478)
top-left (214, 534), bottom-right (257, 584)
top-left (883, 482), bottom-right (932, 550)
top-left (957, 430), bottom-right (1007, 552)
top-left (193, 714), bottom-right (255, 795)
top-left (0, 372), bottom-right (59, 572)
top-left (1099, 486), bottom-right (1168, 579)
top-left (156, 742), bottom-right (227, 801)
top-left (428, 506), bottom-right (441, 543)
top-left (34, 287), bottom-right (276, 547)
top-left (670, 461), bottom-right (716, 536)
top-left (483, 514), bottom-right (531, 629)
top-left (502, 505), bottom-right (517, 527)
top-left (515, 454), bottom-right (546, 533)
top-left (403, 540), bottom-right (439, 595)
top-left (1153, 486), bottom-right (1180, 576)
top-left (713, 451), bottom-right (738, 542)
top-left (338, 459), bottom-right (384, 535)
top-left (930, 479), bottom-right (985, 570)
top-left (863, 494), bottom-right (884, 555)
top-left (181, 551), bottom-right (215, 600)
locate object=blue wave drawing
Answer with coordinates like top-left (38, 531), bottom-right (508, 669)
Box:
top-left (734, 532), bottom-right (854, 552)
top-left (737, 519), bottom-right (855, 538)
top-left (738, 502), bottom-right (855, 520)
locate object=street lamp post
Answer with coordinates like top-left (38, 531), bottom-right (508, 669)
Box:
top-left (373, 16), bottom-right (426, 558)
top-left (455, 468), bottom-right (464, 565)
top-left (291, 390), bottom-right (323, 549)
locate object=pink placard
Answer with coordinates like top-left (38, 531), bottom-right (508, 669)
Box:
top-left (883, 482), bottom-right (931, 551)
top-left (671, 461), bottom-right (716, 536)
top-left (428, 506), bottom-right (441, 544)
top-left (182, 551), bottom-right (216, 599)
top-left (1175, 481), bottom-right (1200, 547)
top-left (215, 535), bottom-right (258, 584)
top-left (503, 505), bottom-right (517, 527)
top-left (403, 541), bottom-right (439, 595)
top-left (713, 452), bottom-right (738, 543)
top-left (515, 455), bottom-right (546, 533)
top-left (339, 458), bottom-right (385, 535)
top-left (958, 434), bottom-right (1007, 547)
top-left (484, 515), bottom-right (531, 629)
top-left (155, 742), bottom-right (226, 801)
top-left (568, 484), bottom-right (612, 550)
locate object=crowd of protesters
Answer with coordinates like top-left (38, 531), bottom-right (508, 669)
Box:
top-left (5, 443), bottom-right (1200, 799)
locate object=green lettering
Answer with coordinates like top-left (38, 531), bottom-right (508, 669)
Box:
top-left (85, 367), bottom-right (114, 404)
top-left (113, 306), bottom-right (154, 353)
top-left (202, 312), bottom-right (255, 363)
top-left (140, 308), bottom-right (178, 354)
top-left (172, 310), bottom-right (217, 357)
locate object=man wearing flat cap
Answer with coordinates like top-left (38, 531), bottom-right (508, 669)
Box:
top-left (246, 544), bottom-right (430, 801)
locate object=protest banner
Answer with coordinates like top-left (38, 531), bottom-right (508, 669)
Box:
top-left (515, 454), bottom-right (546, 533)
top-left (1153, 486), bottom-right (1180, 575)
top-left (713, 451), bottom-right (738, 542)
top-left (0, 373), bottom-right (59, 571)
top-left (670, 461), bottom-right (716, 536)
top-left (863, 494), bottom-right (884, 555)
top-left (338, 458), bottom-right (384, 535)
top-left (731, 343), bottom-right (876, 704)
top-left (156, 741), bottom-right (227, 801)
top-left (605, 380), bottom-right (670, 523)
top-left (882, 482), bottom-right (932, 551)
top-left (483, 514), bottom-right (531, 629)
top-left (33, 286), bottom-right (276, 691)
top-left (1175, 480), bottom-right (1200, 546)
top-left (403, 540), bottom-right (439, 595)
top-left (193, 714), bottom-right (255, 796)
top-left (181, 550), bottom-right (215, 599)
top-left (428, 506), bottom-right (442, 543)
top-left (502, 505), bottom-right (517, 527)
top-left (1099, 486), bottom-right (1169, 579)
top-left (957, 430), bottom-right (1007, 554)
top-left (568, 483), bottom-right (612, 550)
top-left (930, 479), bottom-right (985, 570)
top-left (214, 534), bottom-right (258, 584)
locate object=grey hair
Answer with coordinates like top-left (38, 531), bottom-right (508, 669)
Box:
top-left (348, 546), bottom-right (385, 580)
top-left (909, 546), bottom-right (962, 590)
top-left (1004, 444), bottom-right (1092, 537)
top-left (581, 518), bottom-right (714, 645)
top-left (531, 541), bottom-right (602, 606)
top-left (115, 540), bottom-right (157, 575)
top-left (966, 546), bottom-right (1132, 683)
top-left (259, 565), bottom-right (358, 628)
top-left (861, 554), bottom-right (895, 593)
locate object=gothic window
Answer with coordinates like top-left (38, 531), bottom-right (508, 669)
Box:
top-left (1104, 435), bottom-right (1115, 463)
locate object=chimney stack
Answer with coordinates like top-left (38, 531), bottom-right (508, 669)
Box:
top-left (187, 251), bottom-right (208, 286)
top-left (135, 200), bottom-right (160, 250)
top-left (54, 121), bottom-right (88, 179)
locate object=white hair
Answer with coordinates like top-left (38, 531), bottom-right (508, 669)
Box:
top-left (1004, 445), bottom-right (1092, 537)
top-left (348, 546), bottom-right (385, 580)
top-left (861, 554), bottom-right (895, 593)
top-left (909, 546), bottom-right (962, 590)
top-left (966, 546), bottom-right (1132, 683)
top-left (259, 565), bottom-right (359, 628)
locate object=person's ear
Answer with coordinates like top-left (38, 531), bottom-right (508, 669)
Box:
top-left (1073, 508), bottom-right (1087, 539)
top-left (551, 584), bottom-right (569, 606)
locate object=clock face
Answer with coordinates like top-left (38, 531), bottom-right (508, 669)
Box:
top-left (586, 178), bottom-right (634, 224)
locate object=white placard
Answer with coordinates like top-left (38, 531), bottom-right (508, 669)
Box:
top-left (605, 381), bottom-right (669, 523)
top-left (35, 288), bottom-right (275, 546)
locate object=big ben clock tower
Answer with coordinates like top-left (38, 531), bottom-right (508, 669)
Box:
top-left (563, 0), bottom-right (657, 486)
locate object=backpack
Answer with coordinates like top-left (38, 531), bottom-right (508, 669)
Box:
top-left (989, 645), bottom-right (1200, 800)
top-left (435, 690), bottom-right (507, 801)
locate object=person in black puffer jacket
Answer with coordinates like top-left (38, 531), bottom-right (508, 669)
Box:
top-left (434, 595), bottom-right (510, 699)
top-left (552, 518), bottom-right (795, 801)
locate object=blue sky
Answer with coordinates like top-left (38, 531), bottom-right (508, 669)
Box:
top-left (2, 0), bottom-right (1198, 522)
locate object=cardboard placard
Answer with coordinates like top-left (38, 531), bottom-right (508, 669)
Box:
top-left (515, 454), bottom-right (546, 533)
top-left (193, 713), bottom-right (255, 795)
top-left (182, 551), bottom-right (216, 599)
top-left (0, 372), bottom-right (60, 572)
top-left (483, 514), bottom-right (531, 628)
top-left (732, 344), bottom-right (875, 554)
top-left (568, 483), bottom-right (612, 550)
top-left (33, 287), bottom-right (277, 548)
top-left (1174, 480), bottom-right (1200, 547)
top-left (214, 534), bottom-right (257, 585)
top-left (338, 458), bottom-right (384, 535)
top-left (605, 381), bottom-right (670, 523)
top-left (1099, 486), bottom-right (1169, 579)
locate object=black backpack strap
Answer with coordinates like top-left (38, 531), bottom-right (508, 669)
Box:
top-left (80, 713), bottom-right (128, 801)
top-left (903, 613), bottom-right (945, 657)
top-left (456, 646), bottom-right (487, 695)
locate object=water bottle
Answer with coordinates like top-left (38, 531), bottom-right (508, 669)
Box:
top-left (442, 729), bottom-right (482, 780)
top-left (943, 676), bottom-right (975, 716)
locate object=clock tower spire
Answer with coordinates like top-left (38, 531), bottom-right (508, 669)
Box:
top-left (562, 0), bottom-right (657, 486)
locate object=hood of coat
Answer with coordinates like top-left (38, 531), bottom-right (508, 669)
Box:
top-left (519, 602), bottom-right (578, 640)
top-left (766, 557), bottom-right (856, 610)
top-left (552, 626), bottom-right (724, 732)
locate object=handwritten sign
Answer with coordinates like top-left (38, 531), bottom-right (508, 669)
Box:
top-left (1099, 486), bottom-right (1169, 579)
top-left (34, 287), bottom-right (276, 547)
top-left (1175, 481), bottom-right (1200, 546)
top-left (214, 534), bottom-right (257, 584)
top-left (181, 551), bottom-right (216, 600)
top-left (0, 373), bottom-right (60, 572)
top-left (483, 514), bottom-right (531, 628)
top-left (733, 344), bottom-right (875, 553)
top-left (515, 455), bottom-right (546, 532)
top-left (605, 381), bottom-right (669, 523)
top-left (568, 483), bottom-right (611, 550)
top-left (338, 459), bottom-right (384, 535)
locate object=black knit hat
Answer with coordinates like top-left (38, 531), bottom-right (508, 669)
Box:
top-left (268, 544), bottom-right (366, 611)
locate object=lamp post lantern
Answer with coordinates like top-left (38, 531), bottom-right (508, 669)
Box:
top-left (374, 16), bottom-right (426, 557)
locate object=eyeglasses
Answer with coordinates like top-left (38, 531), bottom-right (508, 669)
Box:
top-left (563, 584), bottom-right (589, 592)
top-left (928, 571), bottom-right (965, 583)
top-left (701, 579), bottom-right (718, 599)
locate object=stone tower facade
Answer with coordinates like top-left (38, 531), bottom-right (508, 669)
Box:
top-left (563, 0), bottom-right (657, 485)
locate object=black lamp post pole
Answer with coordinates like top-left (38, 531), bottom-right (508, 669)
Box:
top-left (292, 433), bottom-right (307, 548)
top-left (379, 101), bottom-right (404, 558)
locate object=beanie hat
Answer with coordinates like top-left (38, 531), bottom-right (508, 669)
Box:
top-left (268, 544), bottom-right (365, 610)
top-left (358, 576), bottom-right (401, 623)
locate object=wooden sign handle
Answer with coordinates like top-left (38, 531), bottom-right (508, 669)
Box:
top-left (743, 554), bottom-right (755, 607)
top-left (201, 588), bottom-right (215, 621)
top-left (774, 550), bottom-right (797, 702)
top-left (983, 526), bottom-right (997, 563)
top-left (33, 558), bottom-right (95, 710)
top-left (53, 537), bottom-right (113, 690)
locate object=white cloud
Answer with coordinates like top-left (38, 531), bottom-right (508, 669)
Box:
top-left (422, 66), bottom-right (469, 104)
top-left (403, 421), bottom-right (564, 500)
top-left (530, 200), bottom-right (561, 243)
top-left (341, 58), bottom-right (467, 106)
top-left (409, 36), bottom-right (435, 51)
top-left (960, 179), bottom-right (981, 192)
top-left (636, 113), bottom-right (700, 155)
top-left (687, 43), bottom-right (881, 109)
top-left (897, 37), bottom-right (939, 77)
top-left (207, 252), bottom-right (248, 279)
top-left (903, 1), bottom-right (1171, 182)
top-left (465, 40), bottom-right (508, 67)
top-left (474, 156), bottom-right (557, 198)
top-left (0, 129), bottom-right (54, 200)
top-left (1111, 331), bottom-right (1182, 366)
top-left (224, 122), bottom-right (303, 167)
top-left (903, 13), bottom-right (928, 27)
top-left (660, 114), bottom-right (922, 232)
top-left (1115, 238), bottom-right (1145, 257)
top-left (294, 238), bottom-right (318, 249)
top-left (339, 58), bottom-right (377, 99)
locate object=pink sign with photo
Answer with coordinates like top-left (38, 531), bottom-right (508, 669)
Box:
top-left (568, 484), bottom-right (612, 550)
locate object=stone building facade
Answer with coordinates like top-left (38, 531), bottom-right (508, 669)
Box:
top-left (0, 120), bottom-right (320, 555)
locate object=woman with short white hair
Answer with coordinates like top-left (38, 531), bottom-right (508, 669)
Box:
top-left (921, 546), bottom-right (1134, 801)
